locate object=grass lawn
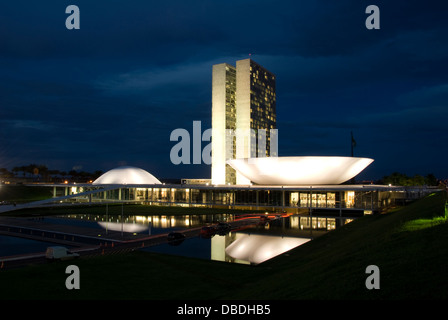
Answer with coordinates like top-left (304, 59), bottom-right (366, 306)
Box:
top-left (0, 191), bottom-right (447, 300)
top-left (0, 185), bottom-right (53, 203)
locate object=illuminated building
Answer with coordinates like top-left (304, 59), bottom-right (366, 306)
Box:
top-left (92, 166), bottom-right (161, 185)
top-left (211, 63), bottom-right (237, 185)
top-left (8, 61), bottom-right (436, 219)
top-left (227, 156), bottom-right (374, 185)
top-left (212, 59), bottom-right (277, 185)
top-left (11, 165), bottom-right (436, 218)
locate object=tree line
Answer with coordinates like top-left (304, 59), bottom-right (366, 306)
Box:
top-left (379, 172), bottom-right (439, 186)
top-left (0, 164), bottom-right (444, 187)
top-left (0, 164), bottom-right (103, 183)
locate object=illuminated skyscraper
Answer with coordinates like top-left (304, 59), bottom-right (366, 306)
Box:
top-left (211, 63), bottom-right (237, 185)
top-left (212, 59), bottom-right (277, 185)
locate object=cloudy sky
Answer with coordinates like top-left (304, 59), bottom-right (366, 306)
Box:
top-left (0, 0), bottom-right (447, 181)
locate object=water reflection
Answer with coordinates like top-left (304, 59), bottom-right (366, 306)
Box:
top-left (143, 231), bottom-right (310, 265)
top-left (2, 212), bottom-right (355, 262)
top-left (58, 213), bottom-right (352, 233)
top-left (210, 232), bottom-right (310, 265)
top-left (54, 213), bottom-right (354, 265)
top-left (97, 221), bottom-right (149, 233)
top-left (61, 213), bottom-right (235, 230)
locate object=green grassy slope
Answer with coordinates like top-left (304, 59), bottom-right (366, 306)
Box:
top-left (0, 185), bottom-right (53, 203)
top-left (233, 191), bottom-right (448, 299)
top-left (0, 191), bottom-right (446, 300)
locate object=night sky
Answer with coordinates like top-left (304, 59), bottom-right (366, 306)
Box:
top-left (1, 0), bottom-right (447, 181)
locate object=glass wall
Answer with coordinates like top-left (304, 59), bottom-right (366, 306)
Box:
top-left (57, 185), bottom-right (384, 212)
top-left (288, 191), bottom-right (337, 208)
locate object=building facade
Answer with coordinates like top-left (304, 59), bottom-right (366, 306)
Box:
top-left (212, 59), bottom-right (277, 185)
top-left (48, 182), bottom-right (436, 216)
top-left (211, 63), bottom-right (237, 185)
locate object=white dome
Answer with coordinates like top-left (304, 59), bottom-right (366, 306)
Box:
top-left (92, 166), bottom-right (161, 185)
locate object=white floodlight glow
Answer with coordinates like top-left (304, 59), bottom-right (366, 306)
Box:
top-left (227, 156), bottom-right (374, 185)
top-left (98, 221), bottom-right (148, 233)
top-left (92, 166), bottom-right (162, 185)
top-left (225, 234), bottom-right (310, 264)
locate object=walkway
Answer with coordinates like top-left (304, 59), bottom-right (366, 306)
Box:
top-left (0, 186), bottom-right (117, 214)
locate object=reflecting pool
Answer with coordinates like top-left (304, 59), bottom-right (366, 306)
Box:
top-left (141, 232), bottom-right (311, 265)
top-left (0, 235), bottom-right (72, 257)
top-left (137, 213), bottom-right (353, 264)
top-left (1, 212), bottom-right (354, 264)
top-left (53, 213), bottom-right (236, 235)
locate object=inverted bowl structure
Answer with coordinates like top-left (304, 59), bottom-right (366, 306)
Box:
top-left (227, 156), bottom-right (374, 185)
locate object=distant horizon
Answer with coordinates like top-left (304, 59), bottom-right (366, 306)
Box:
top-left (1, 1), bottom-right (447, 181)
top-left (1, 161), bottom-right (445, 185)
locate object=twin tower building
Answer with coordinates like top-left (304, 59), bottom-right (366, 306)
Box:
top-left (211, 59), bottom-right (277, 185)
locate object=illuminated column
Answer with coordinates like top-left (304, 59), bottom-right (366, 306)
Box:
top-left (236, 59), bottom-right (252, 185)
top-left (211, 63), bottom-right (226, 183)
top-left (212, 59), bottom-right (276, 186)
top-left (212, 63), bottom-right (236, 185)
top-left (236, 59), bottom-right (277, 184)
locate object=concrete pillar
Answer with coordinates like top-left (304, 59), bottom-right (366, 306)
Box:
top-left (282, 189), bottom-right (285, 210)
top-left (256, 190), bottom-right (259, 209)
top-left (339, 191), bottom-right (343, 217)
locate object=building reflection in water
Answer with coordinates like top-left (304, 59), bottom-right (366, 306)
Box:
top-left (62, 213), bottom-right (351, 232)
top-left (212, 233), bottom-right (310, 265)
top-left (62, 213), bottom-right (235, 232)
top-left (210, 215), bottom-right (353, 265)
top-left (97, 221), bottom-right (149, 233)
top-left (61, 213), bottom-right (354, 265)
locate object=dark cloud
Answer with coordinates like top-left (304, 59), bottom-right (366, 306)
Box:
top-left (0, 0), bottom-right (447, 179)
